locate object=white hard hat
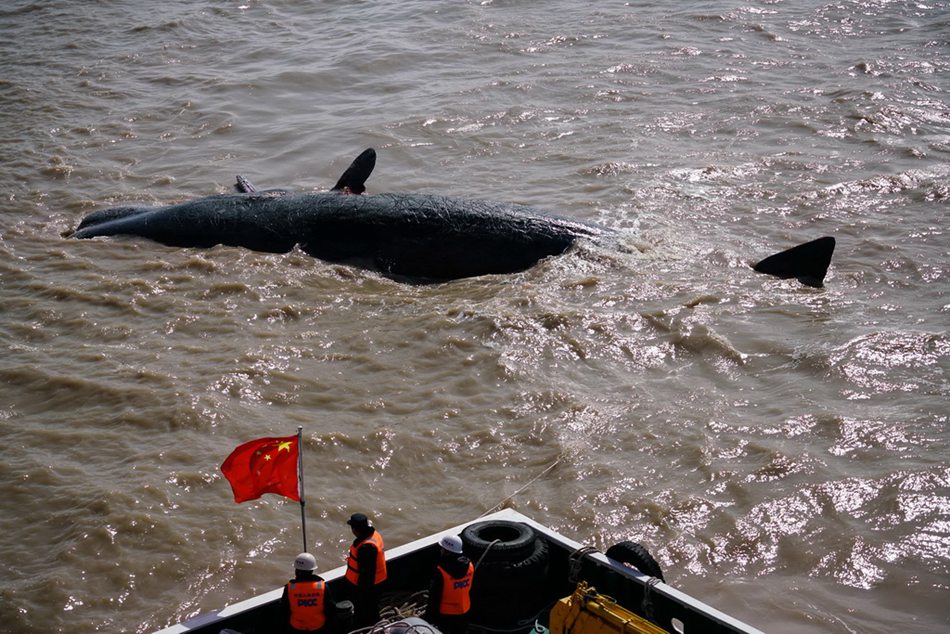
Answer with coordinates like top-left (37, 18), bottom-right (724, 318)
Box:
top-left (439, 534), bottom-right (463, 554)
top-left (294, 552), bottom-right (317, 571)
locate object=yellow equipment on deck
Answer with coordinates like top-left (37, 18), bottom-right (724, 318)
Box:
top-left (550, 582), bottom-right (669, 634)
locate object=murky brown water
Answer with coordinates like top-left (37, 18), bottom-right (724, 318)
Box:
top-left (1, 2), bottom-right (948, 633)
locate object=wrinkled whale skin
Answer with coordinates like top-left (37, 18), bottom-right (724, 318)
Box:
top-left (73, 191), bottom-right (608, 281)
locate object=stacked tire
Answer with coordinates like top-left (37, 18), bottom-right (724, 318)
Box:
top-left (461, 520), bottom-right (550, 627)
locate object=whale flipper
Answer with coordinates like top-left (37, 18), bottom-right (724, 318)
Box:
top-left (235, 175), bottom-right (257, 193)
top-left (235, 176), bottom-right (291, 198)
top-left (752, 236), bottom-right (835, 288)
top-left (332, 148), bottom-right (376, 194)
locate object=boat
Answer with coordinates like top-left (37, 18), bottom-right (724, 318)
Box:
top-left (155, 508), bottom-right (764, 634)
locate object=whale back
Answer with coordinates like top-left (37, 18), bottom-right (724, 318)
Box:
top-left (292, 193), bottom-right (603, 280)
top-left (73, 191), bottom-right (606, 281)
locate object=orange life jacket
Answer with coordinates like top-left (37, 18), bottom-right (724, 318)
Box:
top-left (438, 562), bottom-right (474, 615)
top-left (345, 531), bottom-right (387, 585)
top-left (287, 579), bottom-right (326, 631)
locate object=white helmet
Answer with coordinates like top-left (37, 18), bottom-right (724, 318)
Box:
top-left (439, 534), bottom-right (463, 554)
top-left (294, 552), bottom-right (317, 571)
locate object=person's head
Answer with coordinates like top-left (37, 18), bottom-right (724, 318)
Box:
top-left (439, 534), bottom-right (463, 556)
top-left (294, 552), bottom-right (317, 578)
top-left (347, 512), bottom-right (372, 537)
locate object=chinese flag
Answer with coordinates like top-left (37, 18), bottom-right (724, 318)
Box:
top-left (221, 435), bottom-right (300, 503)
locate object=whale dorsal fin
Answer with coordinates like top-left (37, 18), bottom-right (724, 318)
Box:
top-left (332, 148), bottom-right (376, 194)
top-left (752, 236), bottom-right (836, 288)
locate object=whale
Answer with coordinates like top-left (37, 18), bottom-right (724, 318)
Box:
top-left (72, 148), bottom-right (834, 285)
top-left (73, 189), bottom-right (608, 281)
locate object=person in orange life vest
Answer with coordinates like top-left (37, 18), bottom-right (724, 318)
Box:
top-left (344, 512), bottom-right (387, 627)
top-left (278, 552), bottom-right (334, 634)
top-left (424, 534), bottom-right (474, 634)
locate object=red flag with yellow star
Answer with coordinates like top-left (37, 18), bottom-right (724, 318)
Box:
top-left (221, 435), bottom-right (300, 503)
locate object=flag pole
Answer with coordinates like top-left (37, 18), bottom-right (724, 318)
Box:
top-left (297, 425), bottom-right (308, 552)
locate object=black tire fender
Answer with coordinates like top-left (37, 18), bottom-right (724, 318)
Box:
top-left (474, 535), bottom-right (549, 579)
top-left (466, 527), bottom-right (550, 626)
top-left (605, 541), bottom-right (665, 581)
top-left (461, 520), bottom-right (536, 564)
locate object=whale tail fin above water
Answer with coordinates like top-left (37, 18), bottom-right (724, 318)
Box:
top-left (332, 148), bottom-right (376, 194)
top-left (752, 236), bottom-right (836, 288)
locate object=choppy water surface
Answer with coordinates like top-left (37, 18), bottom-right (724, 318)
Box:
top-left (1, 1), bottom-right (948, 633)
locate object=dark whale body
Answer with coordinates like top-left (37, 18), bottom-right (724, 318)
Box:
top-left (73, 191), bottom-right (608, 281)
top-left (72, 148), bottom-right (835, 285)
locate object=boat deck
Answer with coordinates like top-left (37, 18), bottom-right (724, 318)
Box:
top-left (155, 509), bottom-right (763, 634)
